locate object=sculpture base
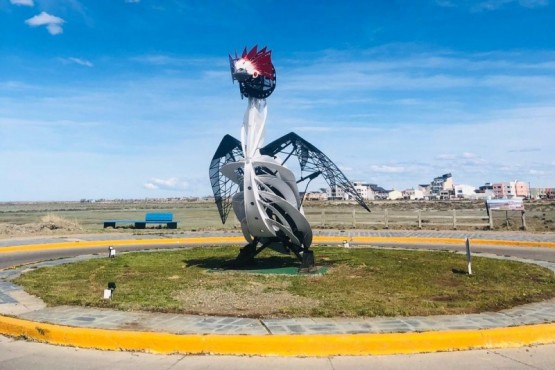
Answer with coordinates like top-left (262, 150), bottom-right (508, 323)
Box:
top-left (222, 243), bottom-right (265, 268)
top-left (235, 243), bottom-right (258, 266)
top-left (298, 250), bottom-right (317, 274)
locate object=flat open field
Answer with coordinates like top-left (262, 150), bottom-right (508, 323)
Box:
top-left (1, 199), bottom-right (554, 238)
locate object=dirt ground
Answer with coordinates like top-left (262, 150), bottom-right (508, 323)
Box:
top-left (174, 279), bottom-right (319, 317)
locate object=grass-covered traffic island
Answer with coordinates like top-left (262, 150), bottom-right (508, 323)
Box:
top-left (14, 246), bottom-right (555, 318)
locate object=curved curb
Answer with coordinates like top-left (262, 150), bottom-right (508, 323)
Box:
top-left (2, 235), bottom-right (555, 254)
top-left (1, 315), bottom-right (555, 356)
top-left (1, 235), bottom-right (555, 356)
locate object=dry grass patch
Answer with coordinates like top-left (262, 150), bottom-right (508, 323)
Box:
top-left (0, 214), bottom-right (82, 237)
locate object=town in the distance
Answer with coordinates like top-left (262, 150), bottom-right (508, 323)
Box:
top-left (305, 173), bottom-right (554, 202)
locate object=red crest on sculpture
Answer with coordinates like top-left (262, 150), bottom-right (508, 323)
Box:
top-left (238, 45), bottom-right (274, 79)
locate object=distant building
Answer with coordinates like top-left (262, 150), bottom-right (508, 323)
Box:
top-left (327, 186), bottom-right (346, 200)
top-left (492, 181), bottom-right (529, 199)
top-left (531, 187), bottom-right (555, 199)
top-left (387, 190), bottom-right (403, 200)
top-left (454, 184), bottom-right (476, 199)
top-left (418, 184), bottom-right (431, 198)
top-left (328, 182), bottom-right (376, 201)
top-left (368, 184), bottom-right (390, 199)
top-left (429, 173), bottom-right (454, 199)
top-left (473, 182), bottom-right (494, 200)
top-left (352, 181), bottom-right (375, 200)
top-left (402, 188), bottom-right (425, 200)
top-left (327, 182), bottom-right (381, 201)
top-left (304, 192), bottom-right (328, 201)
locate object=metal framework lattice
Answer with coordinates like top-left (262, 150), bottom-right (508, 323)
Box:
top-left (209, 135), bottom-right (244, 224)
top-left (261, 132), bottom-right (371, 212)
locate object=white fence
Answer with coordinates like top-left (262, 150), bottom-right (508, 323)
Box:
top-left (303, 209), bottom-right (494, 229)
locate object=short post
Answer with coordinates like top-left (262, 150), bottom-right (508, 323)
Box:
top-left (352, 209), bottom-right (356, 227)
top-left (465, 238), bottom-right (472, 275)
top-left (103, 282), bottom-right (116, 300)
top-left (343, 240), bottom-right (350, 248)
top-left (521, 210), bottom-right (527, 230)
top-left (488, 210), bottom-right (494, 229)
top-left (108, 246), bottom-right (116, 258)
top-left (417, 210), bottom-right (422, 229)
top-left (384, 209), bottom-right (389, 229)
top-left (452, 209), bottom-right (457, 230)
top-left (505, 210), bottom-right (510, 229)
top-left (321, 209), bottom-right (326, 226)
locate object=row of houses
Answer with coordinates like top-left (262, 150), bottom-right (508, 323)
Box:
top-left (305, 173), bottom-right (549, 201)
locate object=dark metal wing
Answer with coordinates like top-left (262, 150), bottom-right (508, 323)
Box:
top-left (209, 135), bottom-right (244, 224)
top-left (261, 132), bottom-right (371, 212)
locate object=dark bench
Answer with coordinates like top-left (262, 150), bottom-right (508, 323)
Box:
top-left (103, 212), bottom-right (177, 229)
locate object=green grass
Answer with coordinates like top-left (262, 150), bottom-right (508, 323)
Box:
top-left (14, 246), bottom-right (555, 318)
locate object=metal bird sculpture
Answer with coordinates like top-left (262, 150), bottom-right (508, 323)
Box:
top-left (210, 46), bottom-right (370, 269)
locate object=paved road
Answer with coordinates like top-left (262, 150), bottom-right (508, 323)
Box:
top-left (1, 335), bottom-right (554, 370)
top-left (3, 228), bottom-right (555, 269)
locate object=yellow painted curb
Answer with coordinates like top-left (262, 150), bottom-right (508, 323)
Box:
top-left (2, 235), bottom-right (555, 254)
top-left (0, 237), bottom-right (244, 254)
top-left (0, 315), bottom-right (554, 356)
top-left (322, 236), bottom-right (555, 249)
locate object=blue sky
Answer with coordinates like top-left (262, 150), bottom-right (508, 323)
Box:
top-left (1, 0), bottom-right (554, 201)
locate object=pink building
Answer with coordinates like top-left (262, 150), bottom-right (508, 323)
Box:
top-left (492, 181), bottom-right (529, 199)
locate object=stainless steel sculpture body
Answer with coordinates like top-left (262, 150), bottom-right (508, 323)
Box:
top-left (210, 46), bottom-right (369, 267)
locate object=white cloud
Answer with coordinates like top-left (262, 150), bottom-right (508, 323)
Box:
top-left (435, 0), bottom-right (455, 7)
top-left (143, 177), bottom-right (189, 191)
top-left (370, 165), bottom-right (406, 173)
top-left (529, 169), bottom-right (546, 175)
top-left (10, 0), bottom-right (34, 6)
top-left (472, 0), bottom-right (548, 11)
top-left (25, 12), bottom-right (65, 35)
top-left (436, 154), bottom-right (456, 160)
top-left (60, 57), bottom-right (94, 67)
top-left (125, 0), bottom-right (141, 3)
top-left (518, 0), bottom-right (549, 8)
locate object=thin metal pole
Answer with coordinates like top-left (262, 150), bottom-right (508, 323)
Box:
top-left (465, 238), bottom-right (472, 275)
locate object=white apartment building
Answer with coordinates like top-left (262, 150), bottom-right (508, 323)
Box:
top-left (327, 182), bottom-right (375, 201)
top-left (454, 184), bottom-right (476, 199)
top-left (388, 190), bottom-right (403, 200)
top-left (429, 173), bottom-right (454, 199)
top-left (403, 188), bottom-right (425, 200)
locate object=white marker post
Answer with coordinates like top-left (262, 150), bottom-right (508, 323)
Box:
top-left (108, 246), bottom-right (116, 258)
top-left (465, 237), bottom-right (472, 275)
top-left (103, 282), bottom-right (116, 300)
